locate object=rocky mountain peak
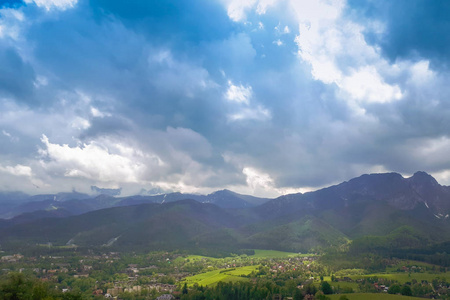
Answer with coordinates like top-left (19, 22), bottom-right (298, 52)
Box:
top-left (407, 171), bottom-right (440, 201)
top-left (409, 171), bottom-right (439, 187)
top-left (406, 171), bottom-right (450, 215)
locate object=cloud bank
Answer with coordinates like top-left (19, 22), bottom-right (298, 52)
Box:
top-left (1, 0), bottom-right (450, 196)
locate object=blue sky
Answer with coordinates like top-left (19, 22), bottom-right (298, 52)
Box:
top-left (0, 0), bottom-right (450, 196)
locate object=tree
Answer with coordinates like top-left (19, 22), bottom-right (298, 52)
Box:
top-left (388, 284), bottom-right (401, 294)
top-left (412, 283), bottom-right (432, 297)
top-left (285, 280), bottom-right (297, 295)
top-left (32, 281), bottom-right (49, 300)
top-left (315, 291), bottom-right (331, 300)
top-left (401, 285), bottom-right (412, 296)
top-left (320, 281), bottom-right (333, 295)
top-left (61, 293), bottom-right (82, 300)
top-left (293, 288), bottom-right (303, 300)
top-left (303, 283), bottom-right (317, 295)
top-left (0, 273), bottom-right (33, 300)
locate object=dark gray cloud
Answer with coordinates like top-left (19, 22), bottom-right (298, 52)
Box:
top-left (1, 0), bottom-right (450, 195)
top-left (0, 46), bottom-right (36, 102)
top-left (89, 0), bottom-right (234, 44)
top-left (347, 0), bottom-right (450, 69)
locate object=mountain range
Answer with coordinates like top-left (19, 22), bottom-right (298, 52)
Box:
top-left (0, 171), bottom-right (449, 255)
top-left (0, 189), bottom-right (271, 220)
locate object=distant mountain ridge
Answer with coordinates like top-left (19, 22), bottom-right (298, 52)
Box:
top-left (258, 171), bottom-right (450, 218)
top-left (0, 189), bottom-right (271, 220)
top-left (0, 171), bottom-right (449, 254)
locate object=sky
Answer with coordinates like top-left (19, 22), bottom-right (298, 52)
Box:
top-left (0, 0), bottom-right (450, 197)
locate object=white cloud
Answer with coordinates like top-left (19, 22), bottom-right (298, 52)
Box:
top-left (291, 0), bottom-right (406, 105)
top-left (274, 23), bottom-right (290, 34)
top-left (242, 167), bottom-right (308, 197)
top-left (32, 126), bottom-right (218, 194)
top-left (225, 0), bottom-right (440, 111)
top-left (224, 0), bottom-right (277, 21)
top-left (0, 161), bottom-right (46, 192)
top-left (225, 81), bottom-right (252, 104)
top-left (24, 0), bottom-right (78, 11)
top-left (243, 167), bottom-right (274, 194)
top-left (90, 107), bottom-right (111, 118)
top-left (340, 66), bottom-right (402, 103)
top-left (408, 60), bottom-right (435, 86)
top-left (432, 169), bottom-right (450, 186)
top-left (71, 117), bottom-right (90, 130)
top-left (39, 135), bottom-right (149, 183)
top-left (1, 0), bottom-right (448, 198)
top-left (0, 164), bottom-right (32, 177)
top-left (0, 92), bottom-right (102, 144)
top-left (255, 0), bottom-right (278, 15)
top-left (224, 81), bottom-right (271, 122)
top-left (225, 0), bottom-right (256, 22)
top-left (2, 130), bottom-right (11, 138)
top-left (1, 129), bottom-right (18, 142)
top-left (228, 105), bottom-right (271, 122)
top-left (0, 8), bottom-right (25, 40)
top-left (221, 151), bottom-right (311, 197)
top-left (273, 39), bottom-right (283, 46)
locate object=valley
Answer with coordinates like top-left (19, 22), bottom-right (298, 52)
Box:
top-left (1, 248), bottom-right (450, 299)
top-left (2, 0), bottom-right (448, 297)
top-left (1, 171), bottom-right (450, 299)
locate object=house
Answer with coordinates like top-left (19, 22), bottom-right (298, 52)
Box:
top-left (1, 256), bottom-right (16, 262)
top-left (156, 294), bottom-right (174, 300)
top-left (342, 277), bottom-right (352, 282)
top-left (93, 289), bottom-right (103, 295)
top-left (124, 286), bottom-right (142, 293)
top-left (106, 287), bottom-right (123, 297)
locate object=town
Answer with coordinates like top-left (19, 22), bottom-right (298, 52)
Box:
top-left (1, 248), bottom-right (450, 299)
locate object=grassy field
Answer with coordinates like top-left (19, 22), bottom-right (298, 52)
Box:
top-left (329, 281), bottom-right (360, 290)
top-left (178, 250), bottom-right (310, 287)
top-left (249, 249), bottom-right (306, 258)
top-left (328, 293), bottom-right (422, 299)
top-left (182, 265), bottom-right (259, 287)
top-left (354, 272), bottom-right (450, 284)
top-left (385, 260), bottom-right (441, 273)
top-left (173, 255), bottom-right (218, 263)
top-left (175, 250), bottom-right (309, 262)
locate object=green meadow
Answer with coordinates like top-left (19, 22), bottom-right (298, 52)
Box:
top-left (174, 255), bottom-right (219, 263)
top-left (386, 260), bottom-right (439, 272)
top-left (175, 249), bottom-right (305, 263)
top-left (354, 272), bottom-right (450, 284)
top-left (249, 249), bottom-right (305, 258)
top-left (179, 250), bottom-right (312, 287)
top-left (328, 293), bottom-right (422, 299)
top-left (182, 265), bottom-right (259, 287)
top-left (329, 281), bottom-right (360, 291)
